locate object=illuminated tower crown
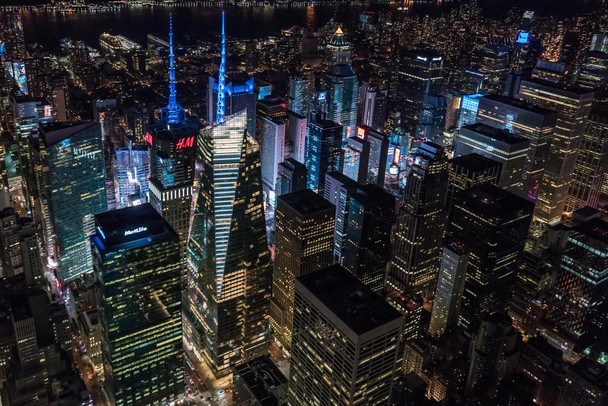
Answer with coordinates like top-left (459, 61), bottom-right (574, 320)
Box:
top-left (216, 11), bottom-right (226, 124)
top-left (162, 13), bottom-right (185, 127)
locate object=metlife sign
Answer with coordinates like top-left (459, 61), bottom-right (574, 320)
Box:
top-left (124, 226), bottom-right (148, 237)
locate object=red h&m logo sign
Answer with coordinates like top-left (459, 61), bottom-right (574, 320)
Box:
top-left (145, 132), bottom-right (153, 146)
top-left (176, 135), bottom-right (195, 150)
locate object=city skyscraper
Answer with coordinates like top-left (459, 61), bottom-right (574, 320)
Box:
top-left (269, 189), bottom-right (335, 349)
top-left (455, 123), bottom-right (529, 196)
top-left (446, 184), bottom-right (534, 332)
top-left (386, 141), bottom-right (449, 297)
top-left (342, 184), bottom-right (395, 293)
top-left (325, 28), bottom-right (358, 141)
top-left (289, 265), bottom-right (403, 406)
top-left (91, 204), bottom-right (182, 405)
top-left (286, 75), bottom-right (311, 118)
top-left (185, 13), bottom-right (271, 373)
top-left (34, 122), bottom-right (107, 283)
top-left (565, 103), bottom-right (608, 213)
top-left (447, 153), bottom-right (502, 204)
top-left (518, 79), bottom-right (594, 225)
top-left (323, 171), bottom-right (359, 263)
top-left (305, 118), bottom-right (343, 194)
top-left (277, 158), bottom-right (307, 196)
top-left (428, 242), bottom-right (469, 337)
top-left (477, 94), bottom-right (558, 201)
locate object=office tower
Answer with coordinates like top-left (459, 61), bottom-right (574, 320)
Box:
top-left (112, 147), bottom-right (149, 208)
top-left (386, 141), bottom-right (449, 296)
top-left (277, 158), bottom-right (307, 196)
top-left (576, 33), bottom-right (608, 91)
top-left (208, 74), bottom-right (257, 138)
top-left (326, 68), bottom-right (358, 142)
top-left (476, 40), bottom-right (510, 94)
top-left (458, 93), bottom-right (484, 128)
top-left (147, 123), bottom-right (197, 254)
top-left (428, 243), bottom-right (469, 337)
top-left (546, 216), bottom-right (608, 342)
top-left (326, 27), bottom-right (352, 65)
top-left (466, 313), bottom-right (521, 400)
top-left (360, 82), bottom-right (388, 132)
top-left (455, 123), bottom-right (529, 196)
top-left (289, 265), bottom-right (403, 406)
top-left (91, 204), bottom-right (182, 405)
top-left (343, 134), bottom-right (370, 184)
top-left (446, 184), bottom-right (534, 332)
top-left (33, 122), bottom-right (106, 283)
top-left (2, 12), bottom-right (25, 60)
top-left (460, 70), bottom-right (486, 94)
top-left (477, 95), bottom-right (557, 200)
top-left (447, 153), bottom-right (502, 204)
top-left (258, 107), bottom-right (286, 196)
top-left (566, 104), bottom-right (608, 213)
top-left (285, 110), bottom-right (306, 164)
top-left (186, 16), bottom-right (270, 373)
top-left (286, 75), bottom-right (311, 118)
top-left (556, 358), bottom-right (608, 406)
top-left (305, 118), bottom-right (343, 193)
top-left (323, 171), bottom-right (359, 262)
top-left (518, 79), bottom-right (594, 225)
top-left (0, 208), bottom-right (42, 286)
top-left (531, 60), bottom-right (569, 85)
top-left (342, 184), bottom-right (394, 293)
top-left (233, 356), bottom-right (288, 405)
top-left (269, 189), bottom-right (334, 349)
top-left (395, 49), bottom-right (444, 136)
top-left (356, 125), bottom-right (389, 186)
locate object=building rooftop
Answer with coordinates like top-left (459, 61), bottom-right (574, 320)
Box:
top-left (450, 153), bottom-right (502, 172)
top-left (296, 265), bottom-right (403, 335)
top-left (92, 203), bottom-right (179, 254)
top-left (575, 217), bottom-right (608, 245)
top-left (454, 183), bottom-right (534, 219)
top-left (234, 356), bottom-right (287, 406)
top-left (279, 158), bottom-right (306, 171)
top-left (40, 121), bottom-right (99, 148)
top-left (278, 189), bottom-right (334, 216)
top-left (482, 94), bottom-right (557, 116)
top-left (461, 123), bottom-right (529, 146)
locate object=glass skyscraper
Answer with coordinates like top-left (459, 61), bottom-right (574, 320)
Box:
top-left (185, 110), bottom-right (271, 373)
top-left (91, 204), bottom-right (182, 406)
top-left (36, 122), bottom-right (107, 283)
top-left (305, 119), bottom-right (343, 194)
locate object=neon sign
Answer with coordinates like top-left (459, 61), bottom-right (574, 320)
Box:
top-left (176, 135), bottom-right (195, 150)
top-left (145, 132), bottom-right (153, 146)
top-left (124, 226), bottom-right (147, 236)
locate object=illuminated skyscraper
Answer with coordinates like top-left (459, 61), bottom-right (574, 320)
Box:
top-left (446, 184), bottom-right (533, 332)
top-left (325, 28), bottom-right (358, 141)
top-left (186, 14), bottom-right (270, 372)
top-left (342, 184), bottom-right (395, 293)
top-left (289, 265), bottom-right (403, 406)
top-left (428, 242), bottom-right (468, 337)
top-left (269, 189), bottom-right (335, 349)
top-left (287, 75), bottom-right (311, 118)
top-left (34, 122), bottom-right (107, 283)
top-left (565, 104), bottom-right (608, 213)
top-left (386, 141), bottom-right (449, 296)
top-left (305, 118), bottom-right (343, 194)
top-left (91, 204), bottom-right (182, 406)
top-left (342, 134), bottom-right (370, 184)
top-left (518, 79), bottom-right (594, 224)
top-left (454, 123), bottom-right (529, 196)
top-left (477, 95), bottom-right (557, 201)
top-left (112, 147), bottom-right (149, 208)
top-left (147, 15), bottom-right (198, 258)
top-left (323, 171), bottom-right (359, 263)
top-left (447, 153), bottom-right (502, 205)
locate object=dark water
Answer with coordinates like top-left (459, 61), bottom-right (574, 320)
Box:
top-left (9, 0), bottom-right (605, 51)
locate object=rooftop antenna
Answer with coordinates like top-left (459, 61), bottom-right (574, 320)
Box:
top-left (216, 10), bottom-right (226, 124)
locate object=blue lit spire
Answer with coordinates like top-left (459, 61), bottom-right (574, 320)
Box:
top-left (216, 10), bottom-right (226, 124)
top-left (162, 12), bottom-right (184, 127)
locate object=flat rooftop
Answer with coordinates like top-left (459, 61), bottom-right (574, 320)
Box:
top-left (40, 121), bottom-right (99, 148)
top-left (482, 94), bottom-right (557, 116)
top-left (454, 183), bottom-right (534, 219)
top-left (296, 265), bottom-right (403, 335)
top-left (575, 217), bottom-right (608, 245)
top-left (461, 123), bottom-right (529, 146)
top-left (234, 356), bottom-right (287, 406)
top-left (450, 153), bottom-right (502, 172)
top-left (278, 189), bottom-right (334, 216)
top-left (92, 203), bottom-right (178, 254)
